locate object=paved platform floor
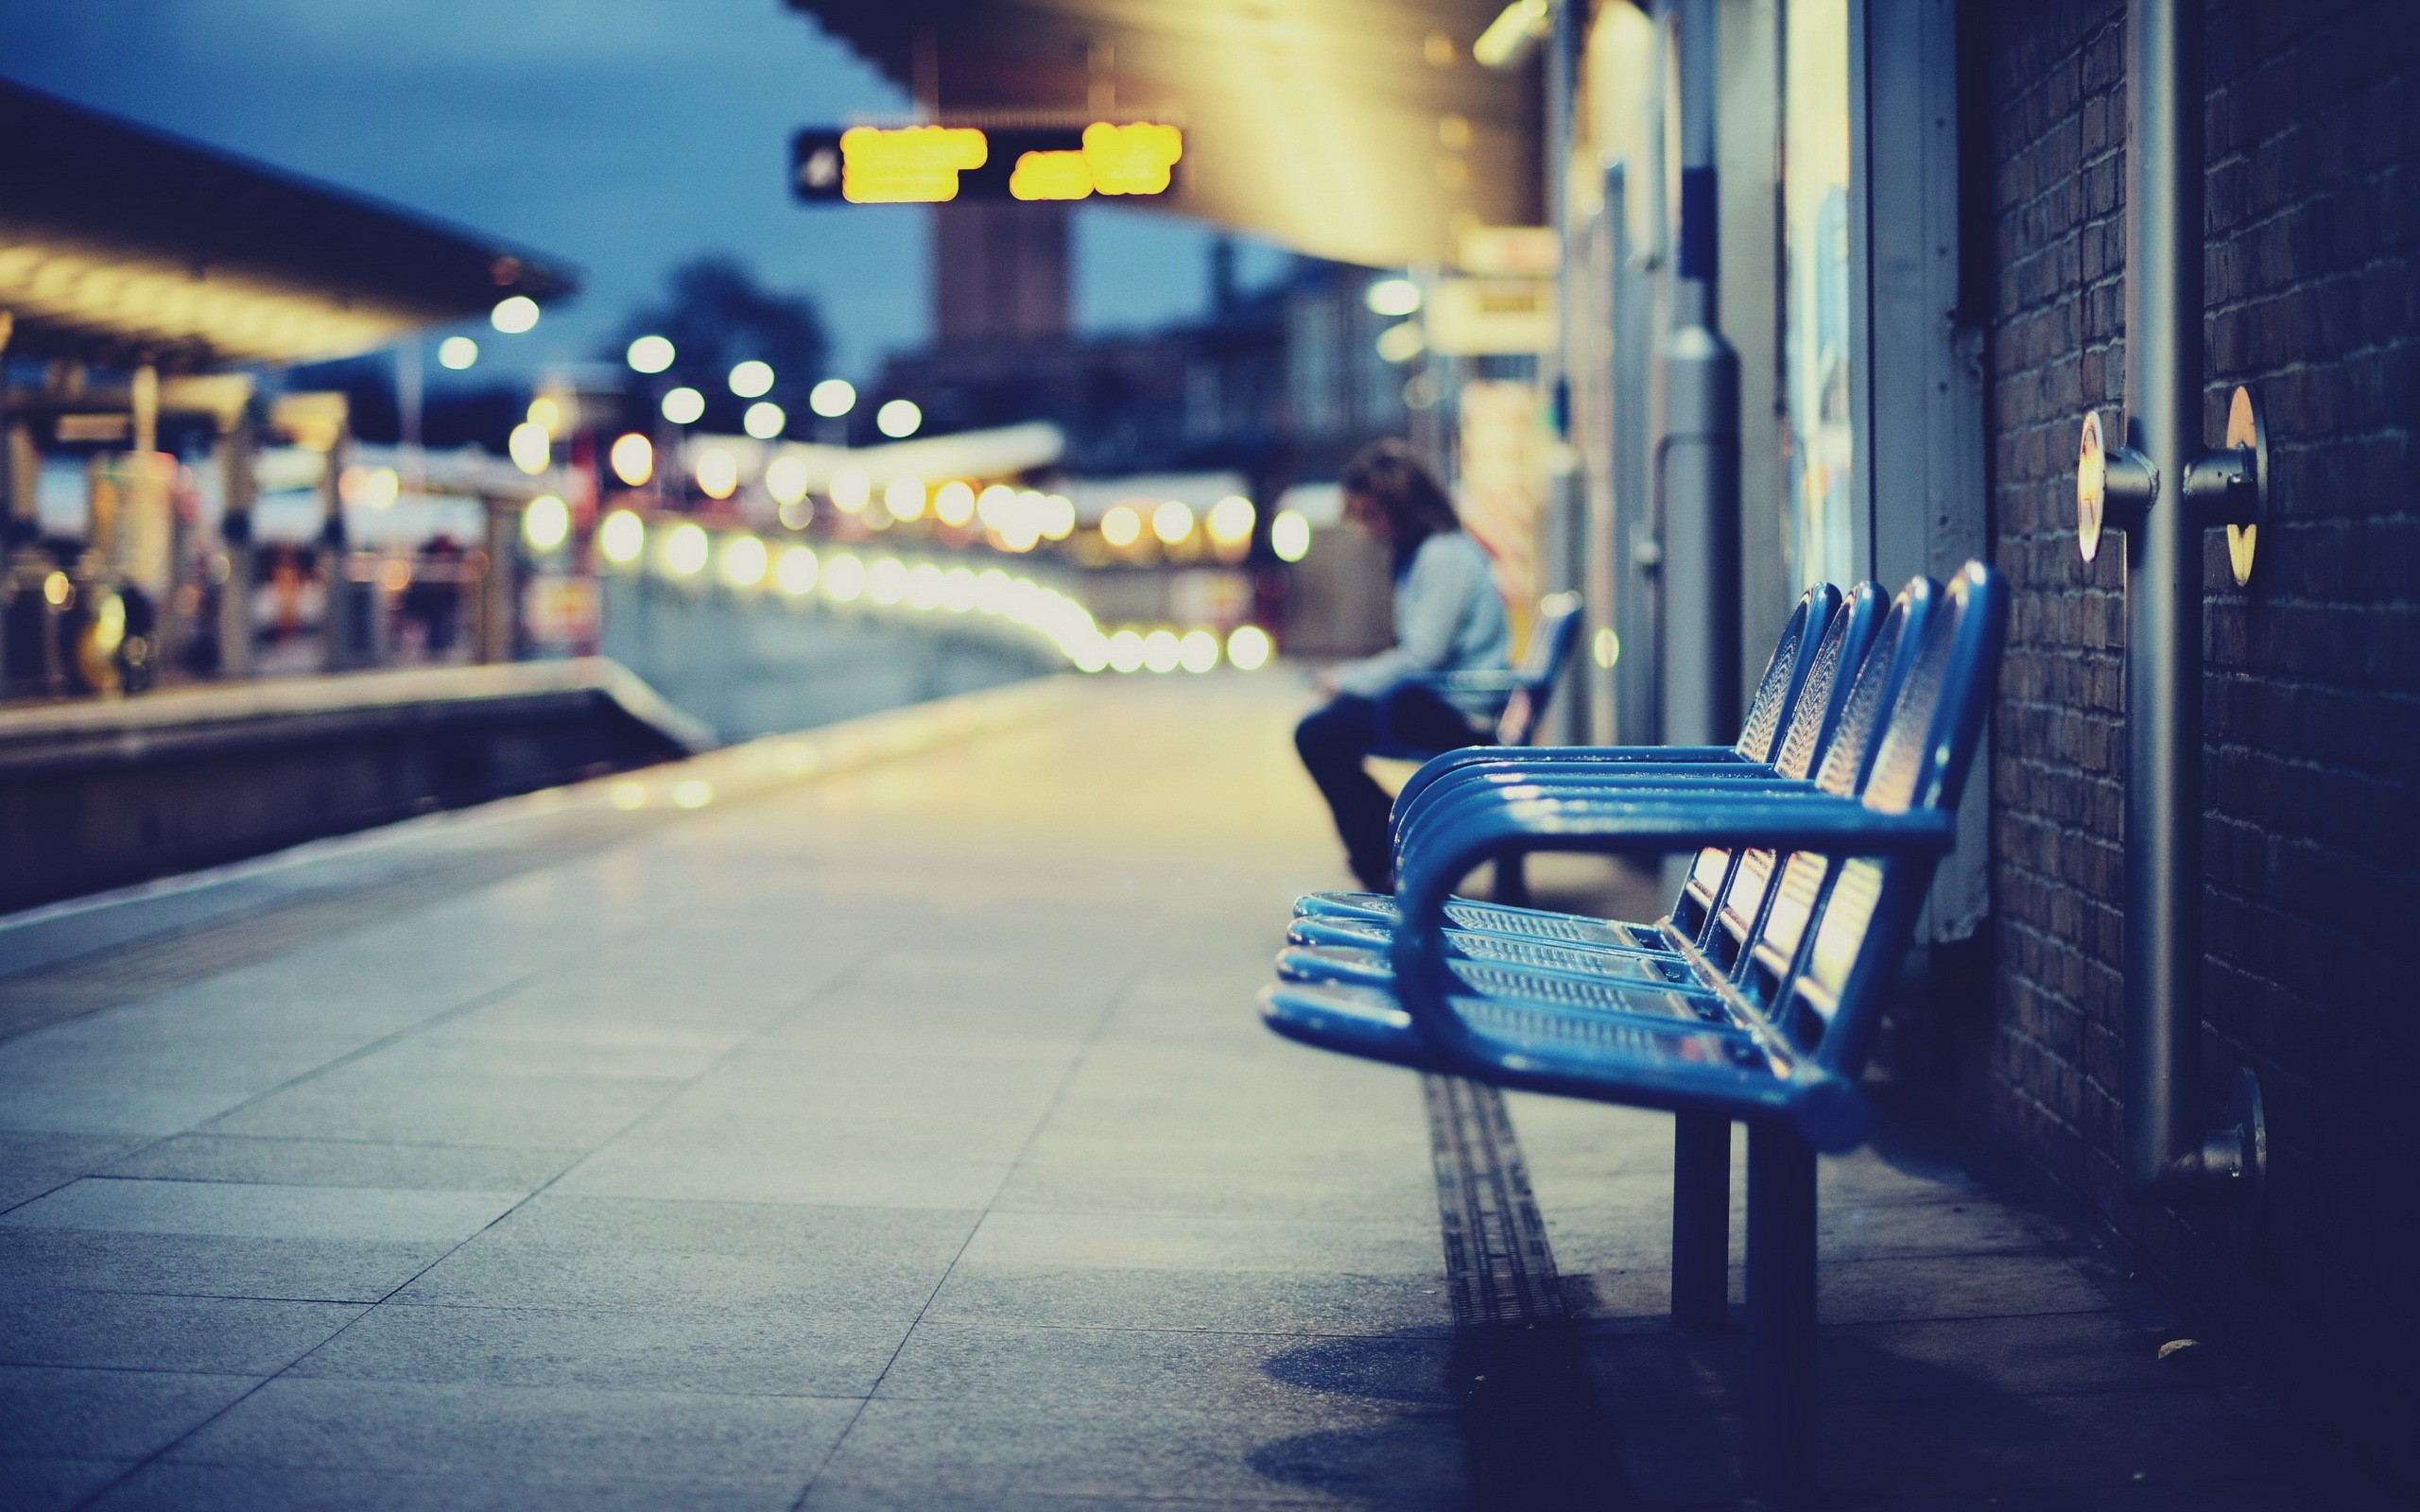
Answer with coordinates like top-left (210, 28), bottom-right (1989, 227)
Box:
top-left (0, 675), bottom-right (2385, 1509)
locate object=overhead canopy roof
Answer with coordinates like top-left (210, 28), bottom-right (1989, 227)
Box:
top-left (785, 1), bottom-right (1542, 269)
top-left (0, 78), bottom-right (579, 372)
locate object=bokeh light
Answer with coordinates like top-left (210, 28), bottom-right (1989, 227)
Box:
top-left (695, 448), bottom-right (739, 499)
top-left (1225, 624), bottom-right (1272, 670)
top-left (743, 402), bottom-right (786, 439)
top-left (809, 378), bottom-right (856, 417)
top-left (521, 493), bottom-right (568, 551)
top-left (1100, 505), bottom-right (1142, 547)
top-left (1271, 508), bottom-right (1313, 561)
top-left (720, 534), bottom-right (768, 588)
top-left (666, 522), bottom-right (710, 576)
top-left (626, 335), bottom-right (675, 373)
top-left (885, 475), bottom-right (927, 522)
top-left (1178, 628), bottom-right (1220, 673)
top-left (728, 360), bottom-right (774, 397)
top-left (831, 466), bottom-right (870, 512)
top-left (661, 387), bottom-right (705, 425)
top-left (437, 336), bottom-right (477, 369)
top-left (598, 509), bottom-right (645, 566)
top-left (775, 545), bottom-right (819, 595)
top-left (933, 479), bottom-right (977, 526)
top-left (507, 422), bottom-right (549, 474)
top-left (491, 295), bottom-right (539, 334)
top-left (766, 455), bottom-right (809, 507)
top-left (609, 434), bottom-right (653, 487)
top-left (875, 398), bottom-right (922, 438)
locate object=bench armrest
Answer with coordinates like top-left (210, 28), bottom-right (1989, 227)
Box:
top-left (1394, 743), bottom-right (1749, 823)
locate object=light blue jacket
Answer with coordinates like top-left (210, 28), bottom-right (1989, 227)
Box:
top-left (1331, 530), bottom-right (1512, 722)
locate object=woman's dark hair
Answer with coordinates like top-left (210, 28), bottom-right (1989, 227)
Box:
top-left (1340, 439), bottom-right (1461, 568)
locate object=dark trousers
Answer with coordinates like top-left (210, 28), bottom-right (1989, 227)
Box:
top-left (1294, 685), bottom-right (1490, 890)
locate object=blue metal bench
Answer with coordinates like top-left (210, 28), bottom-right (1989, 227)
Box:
top-left (1293, 581), bottom-right (1844, 936)
top-left (1258, 562), bottom-right (2006, 1505)
top-left (1277, 578), bottom-right (1902, 984)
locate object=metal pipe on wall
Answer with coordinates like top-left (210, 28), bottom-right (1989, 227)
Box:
top-left (1658, 0), bottom-right (1740, 749)
top-left (2084, 0), bottom-right (2268, 1207)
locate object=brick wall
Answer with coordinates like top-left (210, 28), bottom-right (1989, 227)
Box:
top-left (1969, 0), bottom-right (2420, 1486)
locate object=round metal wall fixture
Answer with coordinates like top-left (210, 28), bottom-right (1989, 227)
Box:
top-left (2223, 385), bottom-right (2269, 587)
top-left (2077, 409), bottom-right (2107, 564)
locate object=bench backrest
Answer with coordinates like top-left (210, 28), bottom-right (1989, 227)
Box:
top-left (1683, 580), bottom-right (1892, 958)
top-left (1741, 563), bottom-right (2004, 1073)
top-left (1493, 593), bottom-right (1587, 747)
top-left (1735, 585), bottom-right (1836, 764)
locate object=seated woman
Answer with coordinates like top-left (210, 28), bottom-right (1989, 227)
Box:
top-left (1295, 439), bottom-right (1510, 892)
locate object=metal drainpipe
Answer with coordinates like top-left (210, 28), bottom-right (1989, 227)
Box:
top-left (1658, 0), bottom-right (1739, 748)
top-left (2078, 0), bottom-right (2269, 1208)
top-left (1660, 0), bottom-right (1740, 1336)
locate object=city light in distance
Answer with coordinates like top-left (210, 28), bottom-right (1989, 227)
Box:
top-left (491, 295), bottom-right (540, 334)
top-left (1039, 493), bottom-right (1076, 540)
top-left (338, 465), bottom-right (400, 509)
top-left (1226, 624), bottom-right (1272, 670)
top-left (720, 534), bottom-right (768, 588)
top-left (809, 378), bottom-right (857, 418)
top-left (885, 475), bottom-right (927, 522)
top-left (743, 402), bottom-right (786, 439)
top-left (1152, 499), bottom-right (1195, 544)
top-left (507, 422), bottom-right (549, 475)
top-left (995, 492), bottom-right (1044, 552)
top-left (906, 562), bottom-right (943, 610)
top-left (522, 493), bottom-right (568, 552)
top-left (626, 335), bottom-right (675, 373)
top-left (662, 387), bottom-right (705, 425)
top-left (610, 434), bottom-right (653, 487)
top-left (1594, 627), bottom-right (1620, 667)
top-left (830, 466), bottom-right (870, 512)
top-left (695, 448), bottom-right (739, 499)
top-left (933, 479), bottom-right (977, 526)
top-left (775, 544), bottom-right (820, 595)
top-left (437, 336), bottom-right (478, 370)
top-left (666, 522), bottom-right (710, 576)
top-left (977, 484), bottom-right (1016, 531)
top-left (598, 509), bottom-right (645, 565)
top-left (866, 557), bottom-right (908, 604)
top-left (876, 398), bottom-right (923, 438)
top-left (1376, 321), bottom-right (1427, 364)
top-left (942, 567), bottom-right (977, 612)
top-left (1141, 628), bottom-right (1183, 673)
top-left (729, 360), bottom-right (774, 398)
top-left (1009, 151), bottom-right (1093, 201)
top-left (822, 552), bottom-right (866, 602)
top-left (1271, 508), bottom-right (1313, 561)
top-left (1206, 494), bottom-right (1254, 547)
top-left (1178, 629), bottom-right (1220, 673)
top-left (1106, 628), bottom-right (1145, 672)
top-left (1099, 504), bottom-right (1142, 547)
top-left (527, 396), bottom-right (562, 436)
top-left (766, 455), bottom-right (809, 507)
top-left (1366, 277), bottom-right (1423, 317)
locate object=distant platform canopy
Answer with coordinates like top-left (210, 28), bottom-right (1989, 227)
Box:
top-left (0, 79), bottom-right (579, 372)
top-left (786, 1), bottom-right (1542, 270)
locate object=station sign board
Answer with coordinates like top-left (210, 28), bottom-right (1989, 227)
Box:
top-left (793, 122), bottom-right (1182, 205)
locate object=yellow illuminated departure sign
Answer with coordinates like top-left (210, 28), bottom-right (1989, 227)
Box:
top-left (1082, 122), bottom-right (1183, 195)
top-left (1010, 151), bottom-right (1094, 201)
top-left (840, 126), bottom-right (988, 203)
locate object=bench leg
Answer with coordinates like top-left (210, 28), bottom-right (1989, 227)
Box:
top-left (1746, 1123), bottom-right (1819, 1506)
top-left (1670, 1112), bottom-right (1730, 1332)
